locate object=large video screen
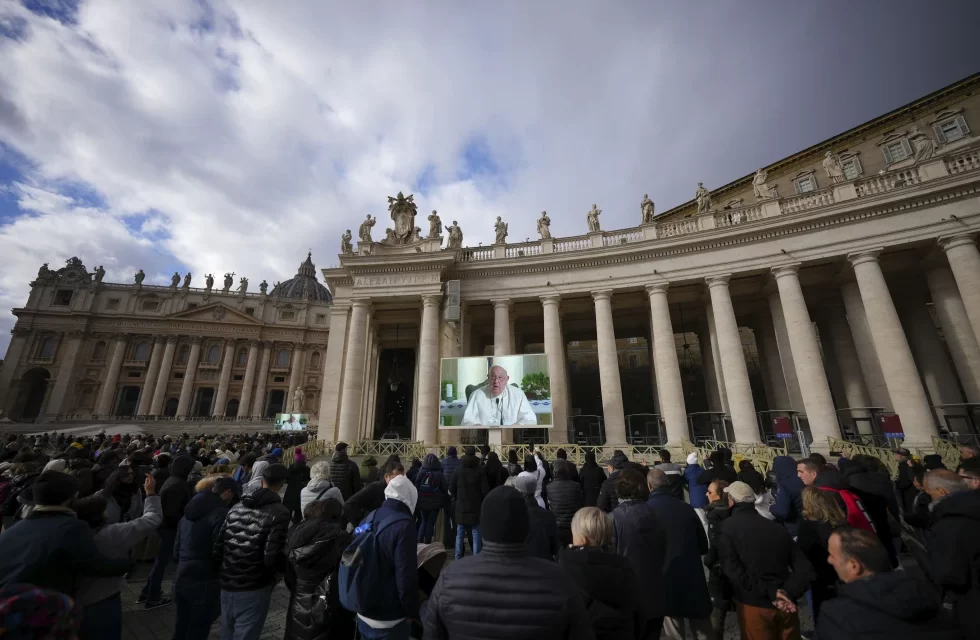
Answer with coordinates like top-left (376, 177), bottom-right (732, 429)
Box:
top-left (275, 413), bottom-right (308, 430)
top-left (439, 354), bottom-right (552, 429)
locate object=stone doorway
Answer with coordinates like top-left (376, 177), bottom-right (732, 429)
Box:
top-left (193, 388), bottom-right (215, 417)
top-left (16, 367), bottom-right (50, 420)
top-left (116, 386), bottom-right (141, 416)
top-left (266, 389), bottom-right (285, 417)
top-left (373, 347), bottom-right (416, 439)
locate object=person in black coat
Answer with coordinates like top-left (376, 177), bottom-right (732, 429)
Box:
top-left (484, 452), bottom-right (509, 490)
top-left (343, 460), bottom-right (404, 527)
top-left (838, 457), bottom-right (897, 567)
top-left (797, 486), bottom-right (846, 621)
top-left (512, 474), bottom-right (560, 560)
top-left (548, 459), bottom-right (584, 547)
top-left (555, 448), bottom-right (579, 483)
top-left (695, 450), bottom-right (737, 487)
top-left (327, 443), bottom-right (361, 501)
top-left (283, 499), bottom-right (354, 640)
top-left (172, 477), bottom-right (236, 640)
top-left (893, 448), bottom-right (918, 514)
top-left (415, 453), bottom-right (447, 544)
top-left (284, 454), bottom-right (311, 524)
top-left (611, 468), bottom-right (667, 640)
top-left (449, 447), bottom-right (488, 559)
top-left (141, 453), bottom-right (195, 607)
top-left (768, 455), bottom-right (805, 537)
top-left (559, 506), bottom-right (643, 640)
top-left (818, 527), bottom-right (960, 640)
top-left (597, 450), bottom-right (632, 512)
top-left (505, 449), bottom-right (522, 477)
top-left (423, 486), bottom-right (594, 640)
top-left (578, 451), bottom-right (606, 508)
top-left (702, 480), bottom-right (732, 638)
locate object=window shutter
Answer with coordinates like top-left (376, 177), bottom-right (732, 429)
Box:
top-left (882, 145), bottom-right (894, 164)
top-left (794, 179), bottom-right (803, 195)
top-left (933, 123), bottom-right (947, 143)
top-left (901, 137), bottom-right (913, 158)
top-left (956, 114), bottom-right (970, 136)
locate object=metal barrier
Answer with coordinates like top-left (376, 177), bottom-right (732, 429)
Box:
top-left (928, 436), bottom-right (961, 472)
top-left (681, 439), bottom-right (786, 475)
top-left (827, 436), bottom-right (902, 479)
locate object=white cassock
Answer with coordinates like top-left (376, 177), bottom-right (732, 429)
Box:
top-left (461, 385), bottom-right (538, 426)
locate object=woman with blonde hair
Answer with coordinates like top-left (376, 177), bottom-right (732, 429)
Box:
top-left (558, 507), bottom-right (643, 640)
top-left (798, 485), bottom-right (847, 620)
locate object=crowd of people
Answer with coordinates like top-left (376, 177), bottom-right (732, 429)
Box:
top-left (0, 430), bottom-right (978, 640)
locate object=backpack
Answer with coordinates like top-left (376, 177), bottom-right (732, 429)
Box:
top-left (821, 487), bottom-right (875, 533)
top-left (338, 509), bottom-right (413, 617)
top-left (418, 471), bottom-right (437, 497)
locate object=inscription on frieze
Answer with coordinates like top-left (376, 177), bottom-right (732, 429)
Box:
top-left (354, 273), bottom-right (441, 288)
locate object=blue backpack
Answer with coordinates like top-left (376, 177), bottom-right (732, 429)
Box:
top-left (338, 509), bottom-right (413, 616)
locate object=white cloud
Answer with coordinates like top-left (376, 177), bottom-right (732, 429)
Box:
top-left (0, 0), bottom-right (978, 355)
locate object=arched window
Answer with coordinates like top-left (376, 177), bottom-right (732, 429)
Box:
top-left (134, 342), bottom-right (151, 362)
top-left (276, 349), bottom-right (290, 367)
top-left (91, 341), bottom-right (107, 362)
top-left (236, 348), bottom-right (248, 366)
top-left (38, 337), bottom-right (56, 359)
top-left (176, 345), bottom-right (190, 365)
top-left (206, 345), bottom-right (220, 364)
top-left (309, 351), bottom-right (321, 370)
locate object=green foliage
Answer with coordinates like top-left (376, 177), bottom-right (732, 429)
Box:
top-left (521, 372), bottom-right (551, 401)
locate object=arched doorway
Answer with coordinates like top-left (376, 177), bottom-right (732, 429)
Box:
top-left (225, 398), bottom-right (239, 417)
top-left (17, 368), bottom-right (51, 420)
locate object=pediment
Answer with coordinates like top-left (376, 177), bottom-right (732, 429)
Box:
top-left (876, 130), bottom-right (908, 146)
top-left (168, 302), bottom-right (260, 324)
top-left (929, 108), bottom-right (963, 125)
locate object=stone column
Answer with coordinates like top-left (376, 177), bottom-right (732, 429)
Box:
top-left (697, 317), bottom-right (724, 413)
top-left (899, 294), bottom-right (964, 425)
top-left (318, 305), bottom-right (350, 439)
top-left (45, 332), bottom-right (84, 416)
top-left (136, 339), bottom-right (165, 415)
top-left (592, 290), bottom-right (627, 445)
top-left (704, 305), bottom-right (730, 414)
top-left (754, 312), bottom-right (792, 410)
top-left (646, 284), bottom-right (688, 446)
top-left (415, 294), bottom-right (442, 444)
top-left (926, 264), bottom-right (980, 402)
top-left (176, 338), bottom-right (202, 417)
top-left (767, 290), bottom-right (805, 413)
top-left (816, 304), bottom-right (873, 433)
top-left (237, 341), bottom-right (261, 418)
top-left (492, 299), bottom-right (515, 443)
top-left (0, 331), bottom-right (29, 413)
top-left (286, 344), bottom-right (305, 412)
top-left (940, 234), bottom-right (980, 348)
top-left (251, 342), bottom-right (273, 418)
top-left (149, 335), bottom-right (178, 415)
top-left (338, 300), bottom-right (371, 443)
top-left (212, 341), bottom-right (237, 417)
top-left (706, 276), bottom-right (760, 443)
top-left (840, 279), bottom-right (892, 410)
top-left (848, 250), bottom-right (937, 446)
top-left (541, 295), bottom-right (570, 443)
top-left (772, 265), bottom-right (841, 445)
top-left (96, 336), bottom-right (128, 416)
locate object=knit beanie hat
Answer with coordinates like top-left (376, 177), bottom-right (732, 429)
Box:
top-left (480, 486), bottom-right (530, 544)
top-left (32, 471), bottom-right (81, 506)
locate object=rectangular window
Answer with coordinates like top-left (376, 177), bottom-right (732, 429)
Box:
top-left (245, 308), bottom-right (255, 316)
top-left (882, 138), bottom-right (912, 164)
top-left (54, 290), bottom-right (73, 306)
top-left (315, 314), bottom-right (326, 324)
top-left (842, 159), bottom-right (861, 180)
top-left (141, 299), bottom-right (160, 311)
top-left (173, 372), bottom-right (184, 379)
top-left (795, 176), bottom-right (815, 194)
top-left (233, 374), bottom-right (244, 381)
top-left (626, 337), bottom-right (639, 344)
top-left (273, 376), bottom-right (286, 383)
top-left (935, 116), bottom-right (970, 143)
top-left (280, 311), bottom-right (295, 321)
top-left (127, 371), bottom-right (142, 379)
top-left (106, 298), bottom-right (120, 310)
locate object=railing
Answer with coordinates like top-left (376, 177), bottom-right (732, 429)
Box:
top-left (713, 205), bottom-right (764, 228)
top-left (460, 247), bottom-right (494, 261)
top-left (946, 148), bottom-right (980, 175)
top-left (680, 439), bottom-right (786, 474)
top-left (504, 241), bottom-right (542, 258)
top-left (827, 436), bottom-right (902, 479)
top-left (602, 228), bottom-right (643, 246)
top-left (780, 188), bottom-right (836, 214)
top-left (100, 282), bottom-right (269, 298)
top-left (657, 217), bottom-right (700, 238)
top-left (855, 167), bottom-right (921, 197)
top-left (930, 436), bottom-right (961, 472)
top-left (554, 235), bottom-right (591, 252)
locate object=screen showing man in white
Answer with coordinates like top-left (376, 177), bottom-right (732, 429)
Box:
top-left (461, 365), bottom-right (537, 426)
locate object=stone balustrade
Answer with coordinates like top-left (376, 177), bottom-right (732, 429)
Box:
top-left (780, 187), bottom-right (836, 214)
top-left (947, 147), bottom-right (980, 175)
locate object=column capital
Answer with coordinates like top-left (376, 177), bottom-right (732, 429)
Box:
top-left (421, 293), bottom-right (442, 307)
top-left (165, 334), bottom-right (180, 345)
top-left (591, 289), bottom-right (614, 302)
top-left (846, 248), bottom-right (883, 268)
top-left (704, 274), bottom-right (731, 288)
top-left (539, 294), bottom-right (561, 306)
top-left (770, 263), bottom-right (802, 280)
top-left (189, 336), bottom-right (204, 345)
top-left (491, 298), bottom-right (512, 310)
top-left (292, 343), bottom-right (307, 353)
top-left (350, 298), bottom-right (372, 310)
top-left (938, 233), bottom-right (977, 252)
top-left (645, 282), bottom-right (670, 296)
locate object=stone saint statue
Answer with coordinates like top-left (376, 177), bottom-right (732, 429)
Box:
top-left (587, 204), bottom-right (602, 233)
top-left (238, 277), bottom-right (248, 294)
top-left (447, 220), bottom-right (464, 249)
top-left (341, 229), bottom-right (353, 255)
top-left (359, 214), bottom-right (376, 243)
top-left (259, 280), bottom-right (268, 295)
top-left (134, 269), bottom-right (145, 287)
top-left (37, 263), bottom-right (51, 280)
top-left (695, 182), bottom-right (712, 214)
top-left (909, 126), bottom-right (936, 163)
top-left (182, 272), bottom-right (191, 288)
top-left (95, 265), bottom-right (105, 283)
top-left (292, 387), bottom-right (304, 412)
top-left (223, 273), bottom-right (233, 293)
top-left (537, 211), bottom-right (552, 239)
top-left (170, 272), bottom-right (180, 288)
top-left (205, 273), bottom-right (214, 290)
top-left (427, 210), bottom-right (442, 238)
top-left (494, 216), bottom-right (508, 244)
top-left (752, 168), bottom-right (775, 200)
top-left (822, 152), bottom-right (845, 184)
top-left (640, 195), bottom-right (655, 224)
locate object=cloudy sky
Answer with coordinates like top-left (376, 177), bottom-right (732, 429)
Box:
top-left (1, 0), bottom-right (979, 354)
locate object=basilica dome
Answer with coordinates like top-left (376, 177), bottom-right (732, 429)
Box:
top-left (270, 252), bottom-right (332, 302)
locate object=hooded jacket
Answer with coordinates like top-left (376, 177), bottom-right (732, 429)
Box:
top-left (816, 570), bottom-right (960, 640)
top-left (173, 490), bottom-right (231, 582)
top-left (927, 488), bottom-right (980, 639)
top-left (415, 453), bottom-right (447, 512)
top-left (299, 477), bottom-right (343, 516)
top-left (684, 453), bottom-right (708, 508)
top-left (160, 455), bottom-right (195, 530)
top-left (328, 450), bottom-right (362, 501)
top-left (243, 460), bottom-right (269, 495)
top-left (768, 455), bottom-right (805, 536)
top-left (215, 487), bottom-right (290, 591)
top-left (449, 453), bottom-right (488, 525)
